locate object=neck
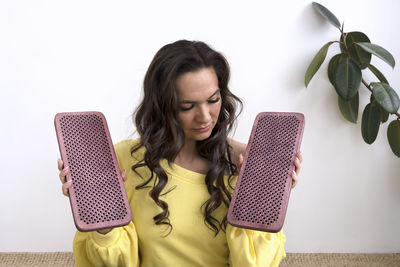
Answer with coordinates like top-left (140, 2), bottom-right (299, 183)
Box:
top-left (176, 139), bottom-right (198, 163)
top-left (174, 139), bottom-right (212, 174)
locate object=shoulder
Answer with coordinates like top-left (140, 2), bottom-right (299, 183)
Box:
top-left (227, 137), bottom-right (247, 165)
top-left (114, 138), bottom-right (140, 149)
top-left (114, 138), bottom-right (140, 155)
top-left (114, 138), bottom-right (145, 165)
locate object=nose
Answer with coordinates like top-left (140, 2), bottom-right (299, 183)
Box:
top-left (195, 104), bottom-right (211, 123)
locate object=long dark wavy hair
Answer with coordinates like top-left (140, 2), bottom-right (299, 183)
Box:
top-left (131, 40), bottom-right (243, 235)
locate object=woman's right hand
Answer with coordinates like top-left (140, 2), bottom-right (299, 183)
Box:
top-left (57, 158), bottom-right (127, 234)
top-left (58, 158), bottom-right (72, 197)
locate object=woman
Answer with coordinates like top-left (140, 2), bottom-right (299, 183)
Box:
top-left (58, 40), bottom-right (302, 266)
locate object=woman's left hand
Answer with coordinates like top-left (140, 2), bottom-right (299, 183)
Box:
top-left (291, 151), bottom-right (302, 189)
top-left (237, 151), bottom-right (303, 189)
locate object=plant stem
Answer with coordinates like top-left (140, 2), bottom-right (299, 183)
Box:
top-left (362, 79), bottom-right (373, 93)
top-left (339, 23), bottom-right (349, 53)
top-left (332, 40), bottom-right (345, 46)
top-left (362, 78), bottom-right (400, 118)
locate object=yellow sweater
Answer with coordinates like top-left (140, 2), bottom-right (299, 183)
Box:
top-left (73, 139), bottom-right (286, 267)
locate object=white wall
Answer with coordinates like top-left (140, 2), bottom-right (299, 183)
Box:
top-left (0, 0), bottom-right (399, 253)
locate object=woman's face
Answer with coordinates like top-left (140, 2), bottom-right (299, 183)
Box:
top-left (176, 67), bottom-right (222, 143)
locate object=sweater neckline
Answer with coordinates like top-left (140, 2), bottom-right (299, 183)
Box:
top-left (160, 159), bottom-right (206, 184)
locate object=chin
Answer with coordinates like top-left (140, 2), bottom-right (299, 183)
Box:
top-left (189, 131), bottom-right (213, 142)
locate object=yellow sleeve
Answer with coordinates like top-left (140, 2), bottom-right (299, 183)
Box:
top-left (227, 225), bottom-right (286, 267)
top-left (73, 139), bottom-right (142, 267)
top-left (73, 222), bottom-right (139, 267)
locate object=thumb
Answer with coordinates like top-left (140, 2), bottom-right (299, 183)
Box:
top-left (121, 169), bottom-right (127, 182)
top-left (238, 154), bottom-right (244, 170)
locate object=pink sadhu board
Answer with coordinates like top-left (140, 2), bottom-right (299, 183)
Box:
top-left (228, 112), bottom-right (305, 233)
top-left (54, 111), bottom-right (132, 232)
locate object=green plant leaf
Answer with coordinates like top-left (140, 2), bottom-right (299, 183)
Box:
top-left (334, 58), bottom-right (362, 100)
top-left (312, 2), bottom-right (341, 29)
top-left (338, 92), bottom-right (359, 123)
top-left (328, 53), bottom-right (347, 85)
top-left (367, 64), bottom-right (389, 84)
top-left (361, 103), bottom-right (381, 144)
top-left (305, 41), bottom-right (334, 87)
top-left (381, 109), bottom-right (389, 123)
top-left (370, 82), bottom-right (400, 114)
top-left (340, 32), bottom-right (371, 69)
top-left (356, 42), bottom-right (396, 68)
top-left (387, 119), bottom-right (400, 157)
top-left (370, 94), bottom-right (389, 123)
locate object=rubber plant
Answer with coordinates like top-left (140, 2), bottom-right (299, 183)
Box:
top-left (305, 2), bottom-right (400, 157)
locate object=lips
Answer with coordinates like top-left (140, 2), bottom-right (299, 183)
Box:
top-left (193, 125), bottom-right (211, 133)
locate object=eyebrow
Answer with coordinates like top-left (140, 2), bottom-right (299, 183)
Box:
top-left (179, 89), bottom-right (221, 104)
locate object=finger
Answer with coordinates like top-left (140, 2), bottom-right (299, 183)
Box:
top-left (294, 157), bottom-right (301, 175)
top-left (298, 151), bottom-right (303, 163)
top-left (121, 169), bottom-right (127, 183)
top-left (57, 158), bottom-right (64, 171)
top-left (59, 167), bottom-right (70, 184)
top-left (62, 181), bottom-right (72, 197)
top-left (97, 228), bottom-right (113, 235)
top-left (291, 170), bottom-right (298, 189)
top-left (238, 154), bottom-right (244, 170)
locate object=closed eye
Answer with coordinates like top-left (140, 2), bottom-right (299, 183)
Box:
top-left (179, 93), bottom-right (220, 112)
top-left (179, 104), bottom-right (194, 111)
top-left (208, 97), bottom-right (220, 104)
